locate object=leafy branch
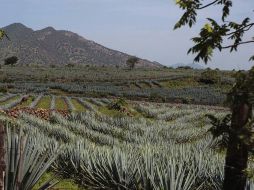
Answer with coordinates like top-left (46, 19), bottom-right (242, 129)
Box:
top-left (175, 0), bottom-right (254, 63)
top-left (0, 30), bottom-right (9, 40)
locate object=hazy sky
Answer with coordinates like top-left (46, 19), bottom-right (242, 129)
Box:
top-left (1, 0), bottom-right (254, 70)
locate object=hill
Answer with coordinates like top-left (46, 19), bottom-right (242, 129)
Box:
top-left (0, 23), bottom-right (161, 67)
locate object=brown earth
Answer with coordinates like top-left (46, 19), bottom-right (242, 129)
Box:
top-left (3, 108), bottom-right (69, 120)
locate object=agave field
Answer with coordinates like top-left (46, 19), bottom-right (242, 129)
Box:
top-left (0, 65), bottom-right (235, 105)
top-left (1, 98), bottom-right (254, 190)
top-left (0, 65), bottom-right (249, 190)
top-left (0, 93), bottom-right (112, 111)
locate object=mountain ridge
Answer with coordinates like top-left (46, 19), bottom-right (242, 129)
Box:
top-left (0, 23), bottom-right (162, 67)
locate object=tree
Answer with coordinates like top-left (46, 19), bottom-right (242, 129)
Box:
top-left (126, 56), bottom-right (139, 70)
top-left (4, 56), bottom-right (18, 66)
top-left (199, 68), bottom-right (221, 84)
top-left (175, 1), bottom-right (254, 190)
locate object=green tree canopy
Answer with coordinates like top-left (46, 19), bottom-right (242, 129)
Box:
top-left (126, 56), bottom-right (139, 70)
top-left (175, 0), bottom-right (254, 63)
top-left (4, 56), bottom-right (18, 66)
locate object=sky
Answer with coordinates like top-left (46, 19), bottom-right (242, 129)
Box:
top-left (1, 0), bottom-right (254, 70)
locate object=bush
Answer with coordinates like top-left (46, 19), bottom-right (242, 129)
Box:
top-left (0, 86), bottom-right (8, 93)
top-left (66, 63), bottom-right (75, 68)
top-left (108, 98), bottom-right (128, 111)
top-left (149, 92), bottom-right (166, 102)
top-left (177, 66), bottom-right (192, 69)
top-left (4, 56), bottom-right (18, 66)
top-left (50, 64), bottom-right (57, 68)
top-left (199, 69), bottom-right (221, 84)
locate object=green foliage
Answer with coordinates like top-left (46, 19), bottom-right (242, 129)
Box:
top-left (175, 0), bottom-right (254, 63)
top-left (108, 98), bottom-right (128, 111)
top-left (0, 30), bottom-right (9, 40)
top-left (55, 97), bottom-right (68, 110)
top-left (188, 19), bottom-right (229, 63)
top-left (161, 77), bottom-right (199, 89)
top-left (4, 56), bottom-right (18, 66)
top-left (227, 67), bottom-right (254, 106)
top-left (33, 172), bottom-right (81, 190)
top-left (36, 96), bottom-right (51, 109)
top-left (177, 66), bottom-right (192, 69)
top-left (126, 56), bottom-right (139, 70)
top-left (199, 69), bottom-right (221, 84)
top-left (0, 86), bottom-right (8, 93)
top-left (206, 114), bottom-right (231, 138)
top-left (66, 63), bottom-right (75, 68)
top-left (149, 92), bottom-right (166, 102)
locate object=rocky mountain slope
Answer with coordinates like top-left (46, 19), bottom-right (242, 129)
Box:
top-left (0, 23), bottom-right (161, 67)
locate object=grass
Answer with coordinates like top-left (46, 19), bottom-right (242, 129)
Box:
top-left (98, 102), bottom-right (141, 118)
top-left (0, 95), bottom-right (20, 106)
top-left (98, 106), bottom-right (124, 117)
top-left (141, 81), bottom-right (152, 88)
top-left (161, 77), bottom-right (199, 89)
top-left (49, 88), bottom-right (68, 95)
top-left (55, 97), bottom-right (68, 110)
top-left (36, 96), bottom-right (51, 109)
top-left (16, 96), bottom-right (34, 108)
top-left (71, 98), bottom-right (86, 112)
top-left (33, 172), bottom-right (82, 190)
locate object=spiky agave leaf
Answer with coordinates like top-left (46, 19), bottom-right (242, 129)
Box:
top-left (4, 121), bottom-right (61, 190)
top-left (155, 159), bottom-right (198, 190)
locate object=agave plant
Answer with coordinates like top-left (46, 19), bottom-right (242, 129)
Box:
top-left (0, 95), bottom-right (29, 110)
top-left (50, 95), bottom-right (56, 110)
top-left (8, 102), bottom-right (235, 190)
top-left (29, 94), bottom-right (43, 108)
top-left (64, 96), bottom-right (75, 111)
top-left (4, 120), bottom-right (61, 190)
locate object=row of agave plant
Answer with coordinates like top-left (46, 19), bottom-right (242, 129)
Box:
top-left (1, 101), bottom-right (254, 189)
top-left (0, 113), bottom-right (218, 189)
top-left (0, 95), bottom-right (29, 110)
top-left (0, 93), bottom-right (112, 111)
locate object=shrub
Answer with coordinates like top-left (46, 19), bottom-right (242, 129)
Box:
top-left (66, 63), bottom-right (75, 68)
top-left (199, 69), bottom-right (221, 84)
top-left (149, 92), bottom-right (166, 102)
top-left (4, 56), bottom-right (18, 66)
top-left (50, 64), bottom-right (56, 68)
top-left (108, 98), bottom-right (127, 111)
top-left (177, 66), bottom-right (192, 69)
top-left (0, 86), bottom-right (8, 93)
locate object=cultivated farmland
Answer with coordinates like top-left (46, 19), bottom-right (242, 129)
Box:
top-left (0, 66), bottom-right (246, 190)
top-left (1, 100), bottom-right (254, 189)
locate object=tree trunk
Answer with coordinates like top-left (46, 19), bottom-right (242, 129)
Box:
top-left (0, 123), bottom-right (5, 190)
top-left (223, 102), bottom-right (252, 190)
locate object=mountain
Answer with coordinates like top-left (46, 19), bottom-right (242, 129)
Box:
top-left (0, 23), bottom-right (162, 67)
top-left (171, 63), bottom-right (205, 70)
